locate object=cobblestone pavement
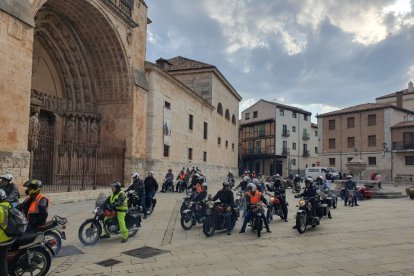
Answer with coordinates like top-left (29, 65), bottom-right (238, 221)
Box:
top-left (46, 186), bottom-right (414, 276)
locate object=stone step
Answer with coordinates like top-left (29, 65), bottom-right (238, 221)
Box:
top-left (372, 194), bottom-right (407, 199)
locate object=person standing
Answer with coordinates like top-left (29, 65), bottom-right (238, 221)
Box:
top-left (144, 171), bottom-right (158, 212)
top-left (126, 173), bottom-right (147, 219)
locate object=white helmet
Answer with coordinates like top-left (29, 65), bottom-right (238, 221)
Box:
top-left (0, 174), bottom-right (13, 182)
top-left (247, 183), bottom-right (257, 192)
top-left (274, 174), bottom-right (280, 178)
top-left (347, 175), bottom-right (353, 179)
top-left (252, 178), bottom-right (259, 185)
top-left (295, 174), bottom-right (299, 177)
top-left (131, 172), bottom-right (140, 178)
top-left (243, 176), bottom-right (250, 182)
top-left (0, 189), bottom-right (6, 200)
top-left (305, 177), bottom-right (313, 185)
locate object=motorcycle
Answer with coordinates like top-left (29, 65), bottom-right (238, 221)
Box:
top-left (323, 188), bottom-right (337, 209)
top-left (202, 198), bottom-right (238, 237)
top-left (176, 180), bottom-right (187, 193)
top-left (180, 190), bottom-right (194, 216)
top-left (227, 177), bottom-right (235, 189)
top-left (78, 193), bottom-right (142, 246)
top-left (234, 188), bottom-right (245, 218)
top-left (294, 196), bottom-right (321, 234)
top-left (180, 200), bottom-right (206, 230)
top-left (162, 178), bottom-right (174, 192)
top-left (248, 204), bottom-right (266, 237)
top-left (37, 215), bottom-right (67, 256)
top-left (265, 193), bottom-right (285, 223)
top-left (292, 181), bottom-right (301, 193)
top-left (8, 232), bottom-right (55, 276)
top-left (127, 190), bottom-right (157, 215)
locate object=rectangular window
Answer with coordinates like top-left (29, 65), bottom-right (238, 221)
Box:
top-left (163, 145), bottom-right (169, 157)
top-left (329, 119), bottom-right (336, 130)
top-left (189, 114), bottom-right (193, 130)
top-left (188, 148), bottom-right (193, 160)
top-left (253, 111), bottom-right (258, 118)
top-left (304, 115), bottom-right (308, 121)
top-left (347, 117), bottom-right (355, 128)
top-left (368, 114), bottom-right (376, 126)
top-left (248, 141), bottom-right (253, 154)
top-left (164, 101), bottom-right (171, 109)
top-left (226, 140), bottom-right (229, 149)
top-left (329, 138), bottom-right (336, 149)
top-left (255, 140), bottom-right (261, 153)
top-left (245, 113), bottom-right (250, 120)
top-left (203, 122), bottom-right (208, 140)
top-left (292, 142), bottom-right (296, 150)
top-left (403, 132), bottom-right (414, 146)
top-left (292, 126), bottom-right (296, 132)
top-left (232, 143), bottom-right (235, 151)
top-left (280, 109), bottom-right (284, 116)
top-left (405, 156), bottom-right (414, 165)
top-left (329, 158), bottom-right (336, 166)
top-left (347, 157), bottom-right (353, 162)
top-left (315, 147), bottom-right (318, 153)
top-left (203, 151), bottom-right (207, 162)
top-left (292, 112), bottom-right (297, 118)
top-left (368, 157), bottom-right (376, 166)
top-left (315, 130), bottom-right (318, 137)
top-left (259, 125), bottom-right (265, 137)
top-left (292, 159), bottom-right (296, 166)
top-left (368, 135), bottom-right (376, 147)
top-left (218, 137), bottom-right (221, 145)
top-left (347, 137), bottom-right (355, 148)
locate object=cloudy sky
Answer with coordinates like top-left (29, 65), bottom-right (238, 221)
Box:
top-left (146, 0), bottom-right (414, 122)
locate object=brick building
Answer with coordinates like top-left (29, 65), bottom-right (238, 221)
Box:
top-left (317, 103), bottom-right (414, 180)
top-left (239, 100), bottom-right (318, 177)
top-left (376, 81), bottom-right (414, 111)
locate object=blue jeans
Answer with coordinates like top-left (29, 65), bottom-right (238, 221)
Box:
top-left (145, 191), bottom-right (155, 210)
top-left (139, 193), bottom-right (147, 214)
top-left (241, 209), bottom-right (269, 232)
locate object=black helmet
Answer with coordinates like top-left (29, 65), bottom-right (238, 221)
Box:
top-left (24, 179), bottom-right (43, 195)
top-left (111, 182), bottom-right (121, 192)
top-left (222, 181), bottom-right (230, 188)
top-left (199, 177), bottom-right (205, 184)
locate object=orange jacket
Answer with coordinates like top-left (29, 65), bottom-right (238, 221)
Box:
top-left (246, 191), bottom-right (261, 204)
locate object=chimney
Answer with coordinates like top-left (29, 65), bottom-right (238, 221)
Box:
top-left (396, 91), bottom-right (403, 108)
top-left (155, 58), bottom-right (172, 71)
top-left (409, 81), bottom-right (414, 92)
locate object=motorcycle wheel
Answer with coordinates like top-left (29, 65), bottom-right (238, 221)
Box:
top-left (180, 211), bottom-right (194, 230)
top-left (332, 197), bottom-right (337, 209)
top-left (180, 202), bottom-right (187, 216)
top-left (78, 219), bottom-right (102, 246)
top-left (254, 217), bottom-right (262, 237)
top-left (266, 208), bottom-right (273, 223)
top-left (203, 216), bottom-right (215, 237)
top-left (10, 246), bottom-right (51, 276)
top-left (296, 213), bottom-right (307, 234)
top-left (44, 231), bottom-right (62, 256)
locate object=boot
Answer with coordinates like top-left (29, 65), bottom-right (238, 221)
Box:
top-left (100, 234), bottom-right (110, 239)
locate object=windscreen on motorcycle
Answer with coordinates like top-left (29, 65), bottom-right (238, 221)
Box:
top-left (95, 192), bottom-right (108, 207)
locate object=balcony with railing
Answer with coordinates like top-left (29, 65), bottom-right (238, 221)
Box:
top-left (242, 146), bottom-right (275, 157)
top-left (303, 133), bottom-right (310, 140)
top-left (104, 0), bottom-right (137, 26)
top-left (302, 150), bottom-right (310, 157)
top-left (281, 147), bottom-right (290, 156)
top-left (392, 142), bottom-right (414, 152)
top-left (282, 130), bottom-right (290, 137)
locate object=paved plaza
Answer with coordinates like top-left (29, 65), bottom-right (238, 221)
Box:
top-left (47, 185), bottom-right (414, 276)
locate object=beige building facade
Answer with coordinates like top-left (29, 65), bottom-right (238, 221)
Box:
top-left (239, 100), bottom-right (318, 177)
top-left (317, 103), bottom-right (414, 180)
top-left (376, 81), bottom-right (414, 111)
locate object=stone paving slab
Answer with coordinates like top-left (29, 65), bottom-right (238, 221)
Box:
top-left (45, 186), bottom-right (414, 275)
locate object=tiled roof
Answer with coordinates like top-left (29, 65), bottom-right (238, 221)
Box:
top-left (376, 88), bottom-right (414, 100)
top-left (260, 99), bottom-right (312, 115)
top-left (166, 56), bottom-right (215, 71)
top-left (317, 103), bottom-right (414, 118)
top-left (391, 120), bottom-right (414, 128)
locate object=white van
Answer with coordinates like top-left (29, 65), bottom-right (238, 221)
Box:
top-left (304, 167), bottom-right (339, 180)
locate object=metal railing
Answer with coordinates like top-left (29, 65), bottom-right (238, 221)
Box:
top-left (303, 133), bottom-right (310, 140)
top-left (392, 142), bottom-right (414, 151)
top-left (282, 147), bottom-right (290, 155)
top-left (242, 146), bottom-right (275, 156)
top-left (302, 150), bottom-right (310, 157)
top-left (282, 130), bottom-right (290, 137)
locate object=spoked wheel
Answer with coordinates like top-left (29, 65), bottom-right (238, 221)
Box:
top-left (78, 219), bottom-right (102, 246)
top-left (181, 211), bottom-right (194, 230)
top-left (44, 231), bottom-right (62, 256)
top-left (180, 202), bottom-right (188, 216)
top-left (296, 213), bottom-right (307, 234)
top-left (203, 216), bottom-right (215, 237)
top-left (11, 246), bottom-right (51, 276)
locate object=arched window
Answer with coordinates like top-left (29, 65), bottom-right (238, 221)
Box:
top-left (217, 103), bottom-right (223, 116)
top-left (225, 109), bottom-right (230, 120)
top-left (231, 114), bottom-right (236, 125)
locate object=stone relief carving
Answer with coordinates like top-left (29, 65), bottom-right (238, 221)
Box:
top-left (28, 107), bottom-right (41, 152)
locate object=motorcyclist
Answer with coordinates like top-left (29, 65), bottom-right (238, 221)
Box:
top-left (265, 176), bottom-right (274, 191)
top-left (314, 176), bottom-right (325, 191)
top-left (251, 171), bottom-right (257, 179)
top-left (273, 185), bottom-right (288, 222)
top-left (101, 182), bottom-right (129, 243)
top-left (193, 177), bottom-right (206, 194)
top-left (252, 178), bottom-right (264, 192)
top-left (144, 171), bottom-right (158, 212)
top-left (17, 179), bottom-right (48, 231)
top-left (227, 170), bottom-right (234, 180)
top-left (0, 189), bottom-right (15, 275)
top-left (292, 178), bottom-right (318, 229)
top-left (0, 174), bottom-right (19, 207)
top-left (272, 174), bottom-right (282, 189)
top-left (344, 175), bottom-right (358, 206)
top-left (162, 169), bottom-right (174, 192)
top-left (176, 170), bottom-right (187, 192)
top-left (293, 174), bottom-right (302, 184)
top-left (126, 173), bottom-right (147, 219)
top-left (239, 183), bottom-right (271, 234)
top-left (211, 182), bottom-right (235, 235)
top-left (234, 176), bottom-right (250, 191)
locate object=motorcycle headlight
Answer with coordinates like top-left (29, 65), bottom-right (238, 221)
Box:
top-left (93, 208), bottom-right (98, 214)
top-left (270, 197), bottom-right (275, 202)
top-left (298, 199), bottom-right (305, 207)
top-left (207, 201), bottom-right (214, 208)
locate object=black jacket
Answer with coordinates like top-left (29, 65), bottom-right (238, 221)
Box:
top-left (144, 177), bottom-right (158, 193)
top-left (126, 179), bottom-right (145, 195)
top-left (344, 180), bottom-right (356, 190)
top-left (194, 191), bottom-right (207, 202)
top-left (301, 187), bottom-right (317, 198)
top-left (212, 189), bottom-right (234, 206)
top-left (235, 180), bottom-right (248, 191)
top-left (2, 183), bottom-right (19, 204)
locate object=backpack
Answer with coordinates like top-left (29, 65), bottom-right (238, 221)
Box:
top-left (0, 205), bottom-right (28, 237)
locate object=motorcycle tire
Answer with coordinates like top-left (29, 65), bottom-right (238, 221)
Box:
top-left (254, 217), bottom-right (262, 237)
top-left (180, 202), bottom-right (188, 216)
top-left (203, 216), bottom-right (215, 237)
top-left (180, 211), bottom-right (194, 230)
top-left (266, 208), bottom-right (273, 223)
top-left (78, 219), bottom-right (102, 246)
top-left (296, 213), bottom-right (307, 234)
top-left (44, 231), bottom-right (62, 256)
top-left (10, 246), bottom-right (52, 276)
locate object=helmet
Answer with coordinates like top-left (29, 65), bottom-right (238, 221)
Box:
top-left (0, 189), bottom-right (6, 200)
top-left (250, 183), bottom-right (257, 192)
top-left (131, 172), bottom-right (140, 178)
top-left (317, 176), bottom-right (324, 180)
top-left (252, 178), bottom-right (259, 185)
top-left (347, 175), bottom-right (353, 179)
top-left (243, 176), bottom-right (250, 182)
top-left (199, 177), bottom-right (205, 184)
top-left (111, 182), bottom-right (121, 192)
top-left (295, 174), bottom-right (299, 177)
top-left (305, 177), bottom-right (313, 185)
top-left (201, 183), bottom-right (208, 190)
top-left (194, 173), bottom-right (200, 178)
top-left (24, 179), bottom-right (43, 195)
top-left (228, 170), bottom-right (232, 174)
top-left (274, 174), bottom-right (280, 178)
top-left (148, 171), bottom-right (154, 176)
top-left (0, 174), bottom-right (13, 182)
top-left (222, 181), bottom-right (230, 188)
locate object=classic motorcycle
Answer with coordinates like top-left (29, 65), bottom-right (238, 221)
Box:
top-left (78, 193), bottom-right (142, 245)
top-left (323, 188), bottom-right (337, 209)
top-left (294, 196), bottom-right (321, 234)
top-left (176, 179), bottom-right (187, 193)
top-left (203, 198), bottom-right (238, 237)
top-left (266, 193), bottom-right (285, 223)
top-left (234, 188), bottom-right (245, 218)
top-left (38, 215), bottom-right (67, 256)
top-left (162, 178), bottom-right (174, 192)
top-left (180, 190), bottom-right (195, 215)
top-left (180, 200), bottom-right (206, 230)
top-left (8, 232), bottom-right (55, 276)
top-left (126, 190), bottom-right (157, 215)
top-left (248, 204), bottom-right (266, 237)
top-left (292, 181), bottom-right (301, 193)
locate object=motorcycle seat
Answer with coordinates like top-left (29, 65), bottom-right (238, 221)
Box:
top-left (14, 232), bottom-right (40, 247)
top-left (36, 220), bottom-right (57, 231)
